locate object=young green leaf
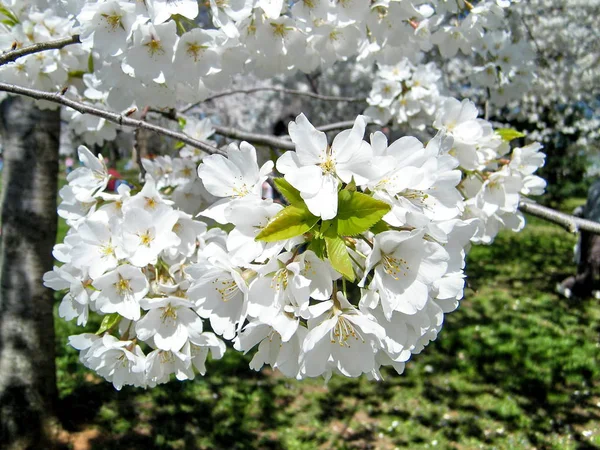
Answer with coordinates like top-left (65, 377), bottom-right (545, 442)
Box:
top-left (274, 178), bottom-right (304, 205)
top-left (308, 237), bottom-right (326, 259)
top-left (336, 190), bottom-right (391, 236)
top-left (255, 204), bottom-right (319, 242)
top-left (370, 220), bottom-right (390, 234)
top-left (496, 128), bottom-right (525, 142)
top-left (325, 234), bottom-right (355, 281)
top-left (96, 313), bottom-right (121, 335)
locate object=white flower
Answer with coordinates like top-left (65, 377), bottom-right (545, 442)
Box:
top-left (186, 244), bottom-right (249, 340)
top-left (362, 230), bottom-right (449, 319)
top-left (300, 293), bottom-right (386, 379)
top-left (92, 264), bottom-right (149, 321)
top-left (145, 348), bottom-right (193, 386)
top-left (234, 320), bottom-right (307, 378)
top-left (277, 114), bottom-right (374, 220)
top-left (66, 145), bottom-right (109, 193)
top-left (136, 297), bottom-right (204, 352)
top-left (75, 334), bottom-right (146, 390)
top-left (198, 141), bottom-right (274, 224)
top-left (184, 332), bottom-right (226, 376)
top-left (147, 0), bottom-right (199, 24)
top-left (119, 207), bottom-right (181, 267)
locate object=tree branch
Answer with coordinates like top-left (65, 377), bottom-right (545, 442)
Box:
top-left (212, 124), bottom-right (295, 150)
top-left (0, 82), bottom-right (223, 155)
top-left (316, 119), bottom-right (375, 132)
top-left (518, 199), bottom-right (600, 234)
top-left (148, 106), bottom-right (295, 150)
top-left (181, 87), bottom-right (365, 113)
top-left (0, 35), bottom-right (81, 66)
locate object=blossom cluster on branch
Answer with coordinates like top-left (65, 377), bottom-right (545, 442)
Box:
top-left (0, 0), bottom-right (534, 145)
top-left (43, 100), bottom-right (546, 387)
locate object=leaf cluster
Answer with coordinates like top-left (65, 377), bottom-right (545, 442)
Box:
top-left (255, 179), bottom-right (391, 281)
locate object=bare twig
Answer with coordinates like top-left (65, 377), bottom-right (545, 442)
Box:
top-left (0, 82), bottom-right (223, 155)
top-left (316, 119), bottom-right (375, 132)
top-left (181, 87), bottom-right (365, 113)
top-left (0, 35), bottom-right (81, 66)
top-left (519, 199), bottom-right (600, 234)
top-left (212, 124), bottom-right (295, 150)
top-left (149, 107), bottom-right (295, 150)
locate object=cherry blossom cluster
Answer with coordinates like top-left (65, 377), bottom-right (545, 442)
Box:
top-left (364, 58), bottom-right (446, 130)
top-left (44, 104), bottom-right (545, 387)
top-left (0, 1), bottom-right (538, 145)
top-left (141, 117), bottom-right (217, 216)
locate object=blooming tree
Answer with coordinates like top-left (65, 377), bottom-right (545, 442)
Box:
top-left (0, 0), bottom-right (597, 394)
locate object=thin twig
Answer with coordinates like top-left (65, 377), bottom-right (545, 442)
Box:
top-left (0, 35), bottom-right (81, 66)
top-left (518, 199), bottom-right (600, 234)
top-left (212, 124), bottom-right (295, 150)
top-left (149, 107), bottom-right (295, 150)
top-left (316, 119), bottom-right (375, 132)
top-left (0, 82), bottom-right (223, 155)
top-left (181, 87), bottom-right (365, 113)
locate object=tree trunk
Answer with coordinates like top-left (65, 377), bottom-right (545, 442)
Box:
top-left (0, 97), bottom-right (60, 449)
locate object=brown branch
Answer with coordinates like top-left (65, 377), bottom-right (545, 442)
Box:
top-left (212, 124), bottom-right (295, 150)
top-left (149, 107), bottom-right (295, 150)
top-left (0, 35), bottom-right (81, 66)
top-left (0, 82), bottom-right (223, 155)
top-left (518, 199), bottom-right (600, 234)
top-left (181, 87), bottom-right (366, 113)
top-left (316, 119), bottom-right (375, 132)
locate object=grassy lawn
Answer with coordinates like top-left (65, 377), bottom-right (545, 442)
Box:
top-left (53, 199), bottom-right (600, 450)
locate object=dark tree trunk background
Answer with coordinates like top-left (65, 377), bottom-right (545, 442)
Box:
top-left (0, 96), bottom-right (60, 449)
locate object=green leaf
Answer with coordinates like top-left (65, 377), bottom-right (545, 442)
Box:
top-left (274, 178), bottom-right (304, 205)
top-left (178, 116), bottom-right (187, 129)
top-left (496, 128), bottom-right (525, 142)
top-left (370, 220), bottom-right (390, 234)
top-left (255, 204), bottom-right (319, 242)
top-left (87, 54), bottom-right (94, 73)
top-left (68, 70), bottom-right (86, 79)
top-left (96, 313), bottom-right (121, 335)
top-left (0, 6), bottom-right (19, 25)
top-left (0, 18), bottom-right (17, 27)
top-left (308, 237), bottom-right (326, 259)
top-left (325, 234), bottom-right (355, 281)
top-left (336, 190), bottom-right (391, 236)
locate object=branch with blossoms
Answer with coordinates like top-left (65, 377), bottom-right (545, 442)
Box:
top-left (0, 82), bottom-right (223, 156)
top-left (0, 34), bottom-right (81, 66)
top-left (182, 87), bottom-right (366, 113)
top-left (41, 95), bottom-right (563, 388)
top-left (3, 80), bottom-right (593, 236)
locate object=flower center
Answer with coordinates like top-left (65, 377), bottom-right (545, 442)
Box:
top-left (213, 278), bottom-right (240, 302)
top-left (382, 254), bottom-right (409, 280)
top-left (100, 13), bottom-right (124, 32)
top-left (270, 268), bottom-right (289, 291)
top-left (145, 37), bottom-right (165, 57)
top-left (101, 242), bottom-right (116, 257)
top-left (319, 157), bottom-right (336, 174)
top-left (330, 316), bottom-right (363, 347)
top-left (161, 303), bottom-right (178, 323)
top-left (145, 196), bottom-right (158, 209)
top-left (114, 275), bottom-right (132, 296)
top-left (186, 42), bottom-right (206, 62)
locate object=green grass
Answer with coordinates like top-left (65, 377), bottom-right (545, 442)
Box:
top-left (53, 202), bottom-right (600, 449)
